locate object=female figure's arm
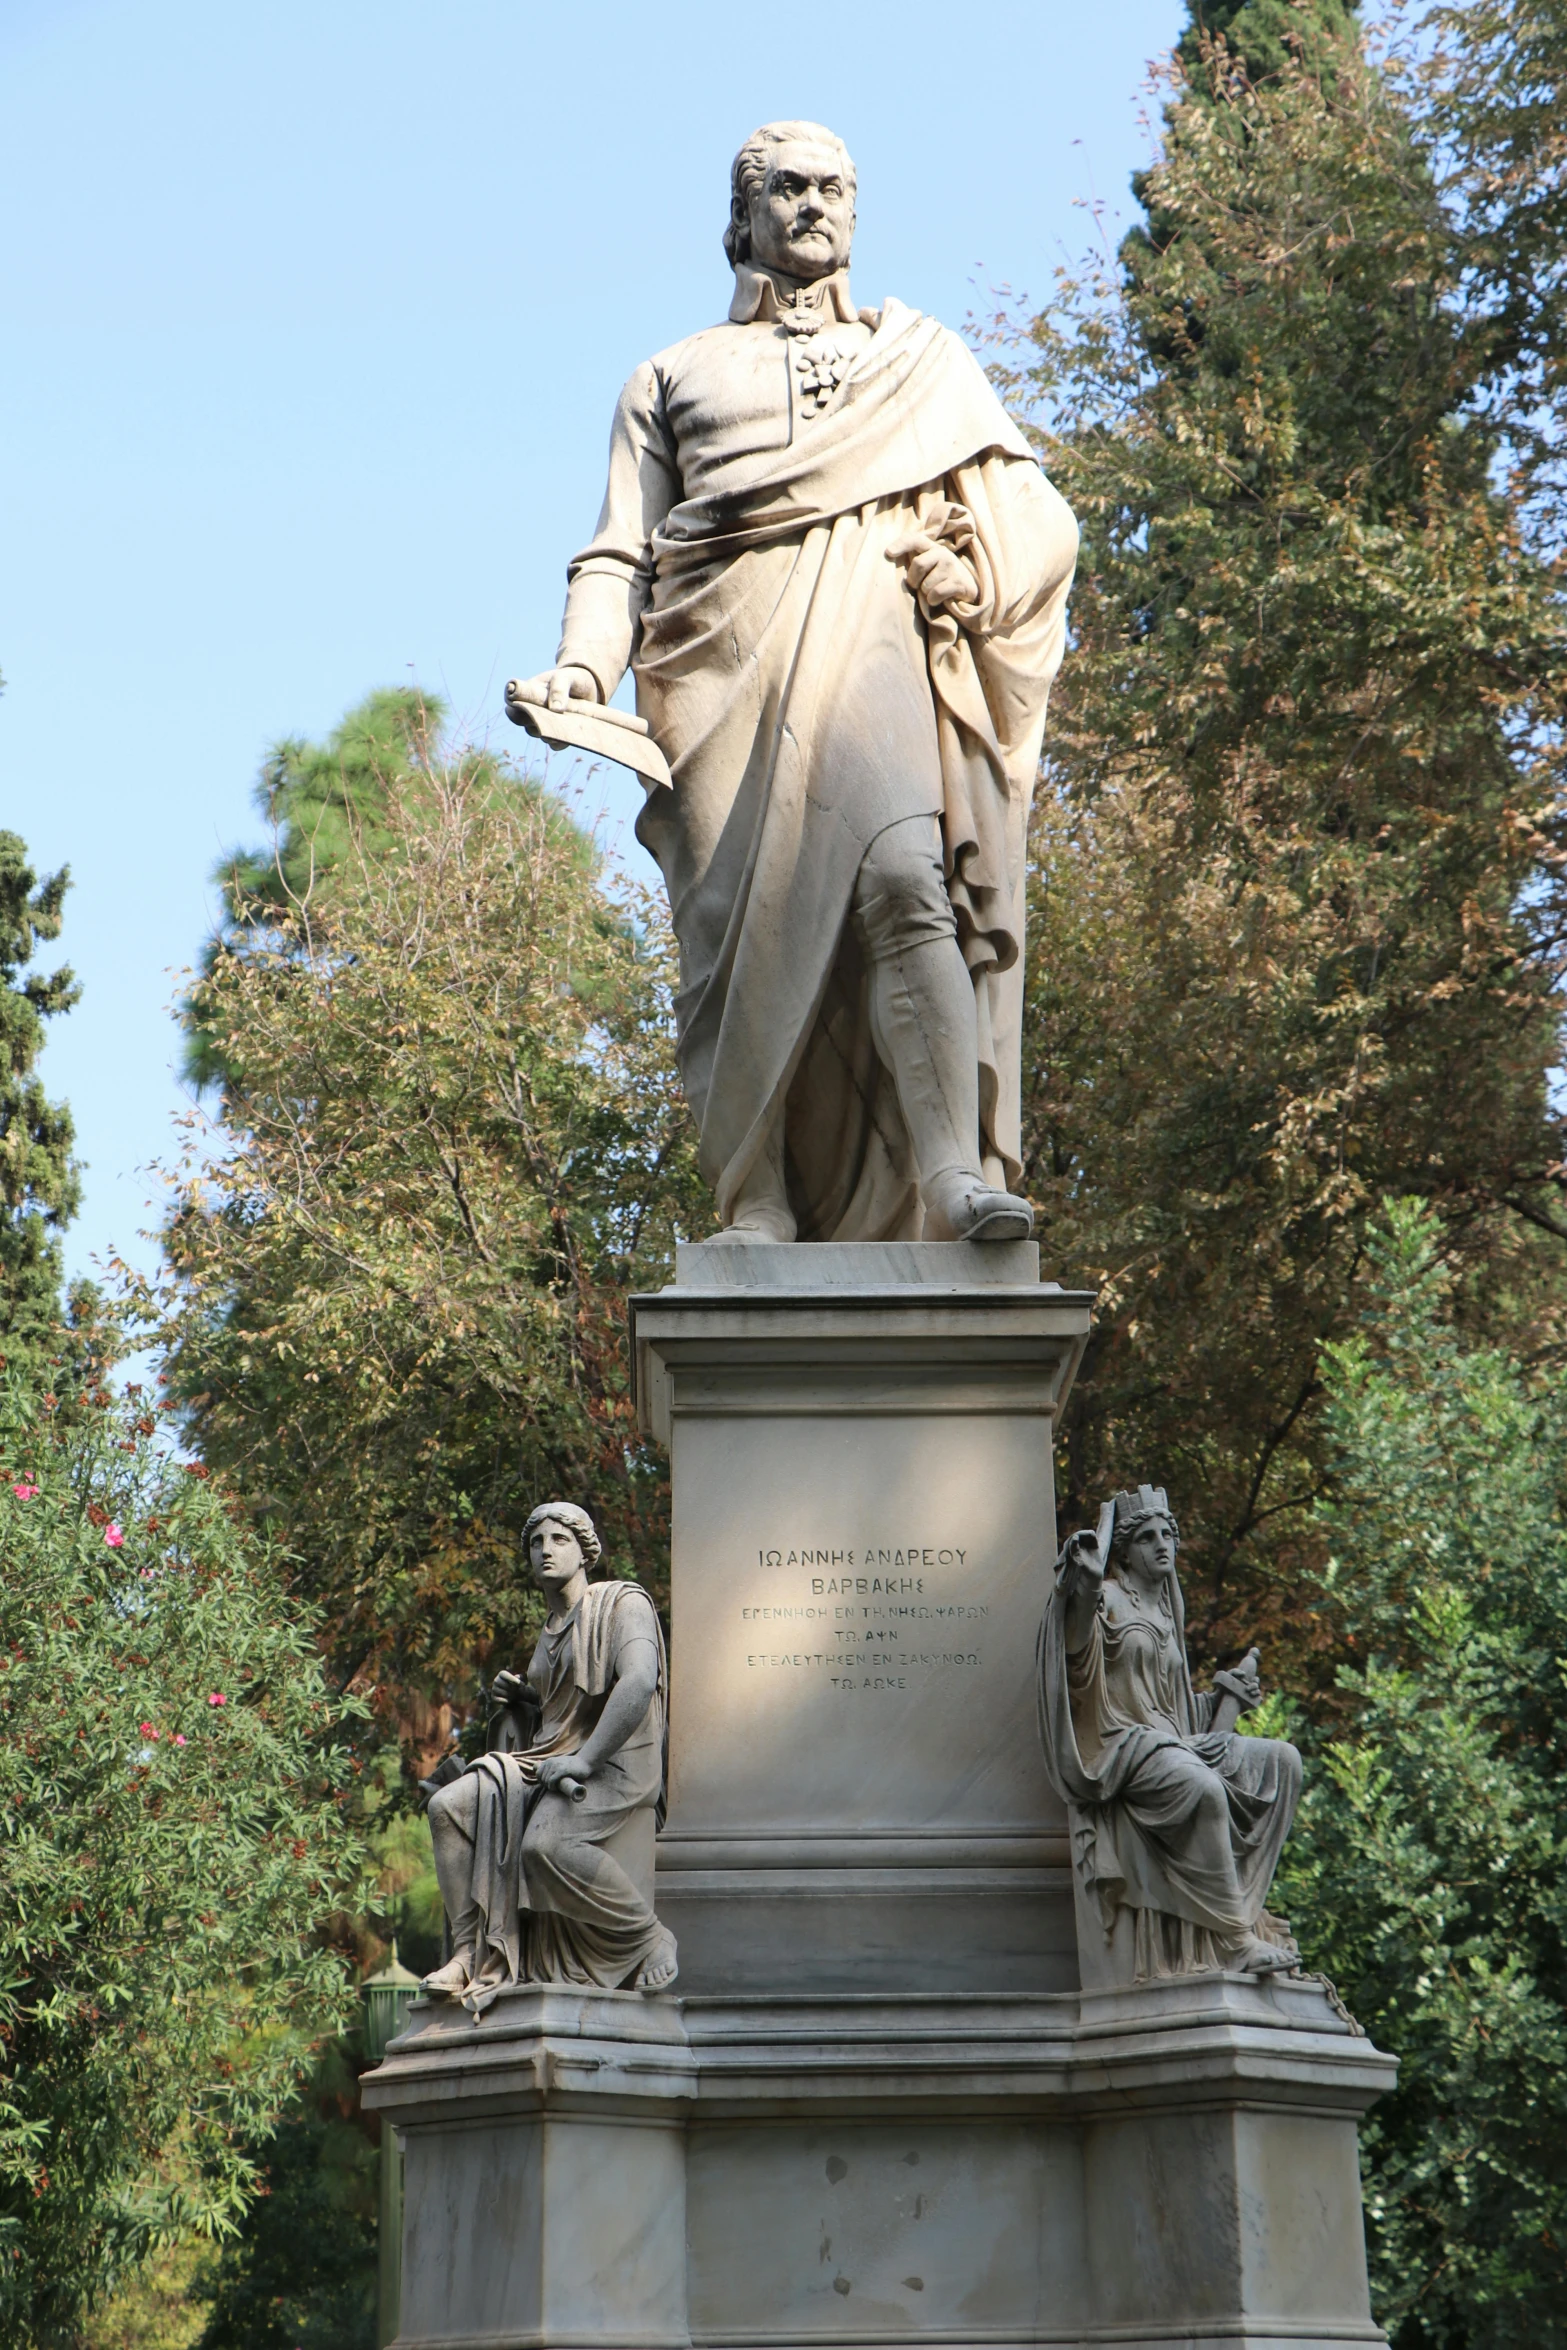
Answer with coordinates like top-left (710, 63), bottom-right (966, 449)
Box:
top-left (1057, 1528), bottom-right (1107, 1655)
top-left (533, 1596), bottom-right (662, 1792)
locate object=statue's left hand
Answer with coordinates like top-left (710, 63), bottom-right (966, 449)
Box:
top-left (535, 1752), bottom-right (593, 1793)
top-left (1209, 1645), bottom-right (1263, 1726)
top-left (887, 531), bottom-right (977, 616)
top-left (1218, 1651), bottom-right (1263, 1709)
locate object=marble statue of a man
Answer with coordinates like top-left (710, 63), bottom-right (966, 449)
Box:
top-left (510, 121), bottom-right (1078, 1245)
top-left (1038, 1484), bottom-right (1303, 1982)
top-left (422, 1503), bottom-right (676, 2007)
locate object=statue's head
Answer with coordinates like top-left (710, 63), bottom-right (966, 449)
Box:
top-left (523, 1500), bottom-right (601, 1589)
top-left (725, 121), bottom-right (857, 282)
top-left (1108, 1483), bottom-right (1179, 1579)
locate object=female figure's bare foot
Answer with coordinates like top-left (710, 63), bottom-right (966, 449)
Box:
top-left (421, 1949), bottom-right (475, 1999)
top-left (1222, 1929), bottom-right (1299, 1975)
top-left (635, 1928), bottom-right (679, 1991)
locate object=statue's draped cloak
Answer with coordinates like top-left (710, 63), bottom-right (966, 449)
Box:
top-left (1037, 1564), bottom-right (1299, 1962)
top-left (560, 292), bottom-right (1078, 1239)
top-left (465, 1580), bottom-right (665, 1999)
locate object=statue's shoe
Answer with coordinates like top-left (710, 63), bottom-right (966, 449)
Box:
top-left (421, 1951), bottom-right (475, 1999)
top-left (924, 1168), bottom-right (1035, 1243)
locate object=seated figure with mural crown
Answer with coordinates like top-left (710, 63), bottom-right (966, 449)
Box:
top-left (1037, 1482), bottom-right (1302, 1983)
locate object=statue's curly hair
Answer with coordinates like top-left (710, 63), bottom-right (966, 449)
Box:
top-left (724, 121), bottom-right (857, 267)
top-left (522, 1500), bottom-right (602, 1573)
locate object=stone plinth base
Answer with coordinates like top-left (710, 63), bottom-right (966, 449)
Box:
top-left (630, 1242), bottom-right (1093, 1997)
top-left (362, 1988), bottom-right (694, 2350)
top-left (364, 1974), bottom-right (1394, 2350)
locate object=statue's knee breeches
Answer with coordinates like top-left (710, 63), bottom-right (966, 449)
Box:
top-left (852, 814), bottom-right (954, 961)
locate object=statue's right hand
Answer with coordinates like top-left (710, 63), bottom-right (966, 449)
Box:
top-left (506, 666), bottom-right (601, 718)
top-left (1060, 1529), bottom-right (1105, 1582)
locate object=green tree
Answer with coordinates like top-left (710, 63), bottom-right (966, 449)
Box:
top-left (1418, 0), bottom-right (1567, 512)
top-left (152, 691), bottom-right (703, 1754)
top-left (1269, 1200), bottom-right (1567, 2344)
top-left (0, 1373), bottom-right (368, 2347)
top-left (190, 2064), bottom-right (377, 2350)
top-left (0, 832), bottom-right (82, 1379)
top-left (994, 0), bottom-right (1567, 1655)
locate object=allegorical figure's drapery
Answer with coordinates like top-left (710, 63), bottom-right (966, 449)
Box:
top-left (1037, 1549), bottom-right (1301, 1979)
top-left (558, 272), bottom-right (1079, 1240)
top-left (459, 1579), bottom-right (666, 2001)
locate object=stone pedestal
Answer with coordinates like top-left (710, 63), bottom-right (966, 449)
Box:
top-left (367, 1245), bottom-right (1395, 2349)
top-left (365, 1972), bottom-right (1394, 2350)
top-left (631, 1241), bottom-right (1092, 1996)
top-left (362, 1987), bottom-right (694, 2350)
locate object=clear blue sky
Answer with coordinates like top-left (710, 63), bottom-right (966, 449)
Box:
top-left (2, 0), bottom-right (1182, 1288)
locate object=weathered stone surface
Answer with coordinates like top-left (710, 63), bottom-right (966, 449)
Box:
top-left (633, 1242), bottom-right (1093, 1995)
top-left (365, 1975), bottom-right (1393, 2350)
top-left (365, 1988), bottom-right (693, 2350)
top-left (508, 122), bottom-right (1078, 1245)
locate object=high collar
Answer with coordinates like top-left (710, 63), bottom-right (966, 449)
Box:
top-left (729, 262), bottom-right (860, 329)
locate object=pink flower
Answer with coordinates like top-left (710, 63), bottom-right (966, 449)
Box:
top-left (103, 1523), bottom-right (124, 1548)
top-left (138, 1721), bottom-right (157, 1738)
top-left (173, 1734), bottom-right (187, 1747)
top-left (11, 1482), bottom-right (37, 1500)
top-left (208, 1692), bottom-right (226, 1707)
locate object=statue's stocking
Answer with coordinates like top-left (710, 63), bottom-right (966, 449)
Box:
top-left (852, 817), bottom-right (983, 1202)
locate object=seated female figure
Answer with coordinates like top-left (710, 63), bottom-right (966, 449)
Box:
top-left (421, 1501), bottom-right (677, 2011)
top-left (1038, 1483), bottom-right (1300, 1982)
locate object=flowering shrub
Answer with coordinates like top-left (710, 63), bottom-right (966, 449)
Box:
top-left (0, 1375), bottom-right (368, 2343)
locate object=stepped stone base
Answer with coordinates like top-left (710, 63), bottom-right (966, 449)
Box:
top-left (363, 1975), bottom-right (1394, 2350)
top-left (364, 1245), bottom-right (1392, 2350)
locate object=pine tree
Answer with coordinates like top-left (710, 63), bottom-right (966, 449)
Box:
top-left (0, 832), bottom-right (82, 1380)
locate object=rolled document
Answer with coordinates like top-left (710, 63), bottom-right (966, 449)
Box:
top-left (504, 680), bottom-right (673, 792)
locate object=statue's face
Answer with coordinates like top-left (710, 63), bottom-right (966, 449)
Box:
top-left (746, 141), bottom-right (855, 282)
top-left (529, 1517), bottom-right (585, 1590)
top-left (1124, 1516), bottom-right (1177, 1579)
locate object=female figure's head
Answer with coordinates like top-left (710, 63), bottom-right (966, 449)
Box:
top-left (523, 1501), bottom-right (601, 1595)
top-left (1108, 1483), bottom-right (1179, 1588)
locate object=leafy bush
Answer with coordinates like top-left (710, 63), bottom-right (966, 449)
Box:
top-left (0, 1375), bottom-right (368, 2346)
top-left (1273, 1201), bottom-right (1567, 2345)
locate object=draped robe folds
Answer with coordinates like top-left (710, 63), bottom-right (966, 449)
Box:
top-left (559, 286), bottom-right (1079, 1239)
top-left (1037, 1561), bottom-right (1301, 1979)
top-left (464, 1580), bottom-right (666, 2004)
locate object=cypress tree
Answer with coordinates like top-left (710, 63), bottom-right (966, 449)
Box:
top-left (1002, 0), bottom-right (1567, 1651)
top-left (0, 830), bottom-right (81, 1379)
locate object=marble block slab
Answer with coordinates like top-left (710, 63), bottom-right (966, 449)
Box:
top-left (672, 1237), bottom-right (1046, 1288)
top-left (365, 1978), bottom-right (1393, 2350)
top-left (630, 1245), bottom-right (1094, 1995)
